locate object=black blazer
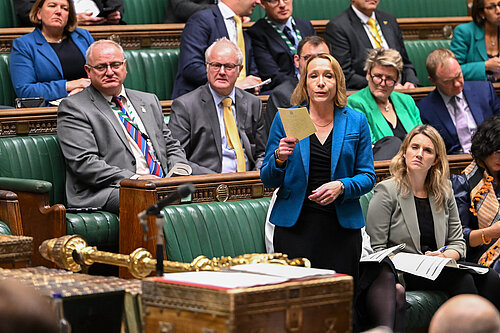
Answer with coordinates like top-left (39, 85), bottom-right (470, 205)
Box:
top-left (325, 7), bottom-right (418, 90)
top-left (247, 17), bottom-right (316, 89)
top-left (163, 0), bottom-right (216, 23)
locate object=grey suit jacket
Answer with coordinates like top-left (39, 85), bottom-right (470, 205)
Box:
top-left (57, 85), bottom-right (187, 209)
top-left (168, 84), bottom-right (266, 174)
top-left (366, 178), bottom-right (466, 258)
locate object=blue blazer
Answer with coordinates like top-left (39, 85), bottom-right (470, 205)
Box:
top-left (260, 106), bottom-right (376, 229)
top-left (451, 21), bottom-right (500, 81)
top-left (171, 6), bottom-right (259, 99)
top-left (10, 27), bottom-right (94, 101)
top-left (417, 81), bottom-right (500, 154)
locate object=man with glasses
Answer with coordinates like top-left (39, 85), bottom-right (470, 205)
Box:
top-left (169, 38), bottom-right (266, 174)
top-left (264, 36), bottom-right (330, 133)
top-left (172, 0), bottom-right (263, 99)
top-left (325, 0), bottom-right (418, 90)
top-left (57, 40), bottom-right (188, 213)
top-left (418, 48), bottom-right (500, 154)
top-left (247, 0), bottom-right (316, 90)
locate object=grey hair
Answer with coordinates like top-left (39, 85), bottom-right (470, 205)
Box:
top-left (86, 39), bottom-right (125, 65)
top-left (204, 37), bottom-right (243, 65)
top-left (363, 48), bottom-right (403, 79)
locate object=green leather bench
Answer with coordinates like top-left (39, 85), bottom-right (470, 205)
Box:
top-left (0, 48), bottom-right (179, 106)
top-left (252, 0), bottom-right (468, 21)
top-left (0, 0), bottom-right (17, 28)
top-left (404, 39), bottom-right (452, 87)
top-left (122, 0), bottom-right (168, 24)
top-left (161, 196), bottom-right (447, 331)
top-left (0, 135), bottom-right (119, 264)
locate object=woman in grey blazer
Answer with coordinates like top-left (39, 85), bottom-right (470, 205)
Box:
top-left (366, 125), bottom-right (500, 310)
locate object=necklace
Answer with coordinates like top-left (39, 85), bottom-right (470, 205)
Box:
top-left (313, 119), bottom-right (333, 127)
top-left (378, 101), bottom-right (390, 112)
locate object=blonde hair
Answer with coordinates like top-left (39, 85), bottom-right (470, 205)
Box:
top-left (29, 0), bottom-right (77, 33)
top-left (364, 48), bottom-right (403, 80)
top-left (291, 53), bottom-right (347, 108)
top-left (390, 125), bottom-right (450, 209)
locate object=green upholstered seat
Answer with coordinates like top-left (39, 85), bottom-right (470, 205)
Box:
top-left (0, 54), bottom-right (16, 107)
top-left (406, 290), bottom-right (448, 330)
top-left (163, 198), bottom-right (268, 263)
top-left (0, 221), bottom-right (12, 235)
top-left (251, 0), bottom-right (468, 21)
top-left (0, 0), bottom-right (18, 28)
top-left (404, 39), bottom-right (452, 87)
top-left (0, 135), bottom-right (119, 248)
top-left (122, 0), bottom-right (168, 24)
top-left (124, 48), bottom-right (180, 101)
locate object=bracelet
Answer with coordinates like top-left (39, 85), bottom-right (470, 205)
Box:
top-left (274, 148), bottom-right (286, 163)
top-left (482, 229), bottom-right (491, 245)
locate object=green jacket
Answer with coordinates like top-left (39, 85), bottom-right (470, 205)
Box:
top-left (347, 86), bottom-right (422, 144)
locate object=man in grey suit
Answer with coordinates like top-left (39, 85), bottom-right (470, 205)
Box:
top-left (169, 38), bottom-right (266, 174)
top-left (57, 40), bottom-right (188, 214)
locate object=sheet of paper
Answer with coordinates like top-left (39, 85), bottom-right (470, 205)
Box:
top-left (391, 252), bottom-right (453, 280)
top-left (360, 243), bottom-right (406, 263)
top-left (229, 264), bottom-right (335, 279)
top-left (160, 271), bottom-right (288, 289)
top-left (244, 78), bottom-right (272, 90)
top-left (278, 107), bottom-right (317, 141)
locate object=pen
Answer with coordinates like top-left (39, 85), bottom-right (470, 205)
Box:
top-left (438, 246), bottom-right (447, 252)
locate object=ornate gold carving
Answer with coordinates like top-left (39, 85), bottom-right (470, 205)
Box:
top-left (216, 184), bottom-right (229, 202)
top-left (40, 235), bottom-right (310, 279)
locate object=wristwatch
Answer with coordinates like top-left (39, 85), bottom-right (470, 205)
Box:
top-left (339, 181), bottom-right (345, 195)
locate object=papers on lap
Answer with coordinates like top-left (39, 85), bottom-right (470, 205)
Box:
top-left (361, 244), bottom-right (406, 263)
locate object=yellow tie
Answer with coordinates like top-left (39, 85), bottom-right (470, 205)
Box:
top-left (233, 15), bottom-right (247, 79)
top-left (222, 97), bottom-right (246, 172)
top-left (367, 18), bottom-right (383, 48)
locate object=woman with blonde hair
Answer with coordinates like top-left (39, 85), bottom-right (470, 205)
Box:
top-left (367, 124), bottom-right (500, 309)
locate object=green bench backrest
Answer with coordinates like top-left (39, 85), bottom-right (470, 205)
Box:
top-left (0, 0), bottom-right (18, 28)
top-left (252, 0), bottom-right (468, 21)
top-left (0, 54), bottom-right (16, 107)
top-left (122, 0), bottom-right (168, 24)
top-left (0, 135), bottom-right (66, 206)
top-left (124, 48), bottom-right (180, 101)
top-left (404, 39), bottom-right (452, 87)
top-left (163, 198), bottom-right (269, 263)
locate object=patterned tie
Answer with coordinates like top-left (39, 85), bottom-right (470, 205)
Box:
top-left (283, 26), bottom-right (297, 49)
top-left (233, 15), bottom-right (247, 79)
top-left (449, 95), bottom-right (472, 153)
top-left (222, 97), bottom-right (246, 172)
top-left (367, 18), bottom-right (383, 48)
top-left (111, 96), bottom-right (164, 177)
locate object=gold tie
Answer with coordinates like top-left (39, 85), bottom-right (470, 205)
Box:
top-left (222, 97), bottom-right (246, 172)
top-left (367, 18), bottom-right (383, 48)
top-left (233, 15), bottom-right (247, 79)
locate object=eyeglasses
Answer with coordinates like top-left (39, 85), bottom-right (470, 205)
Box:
top-left (483, 2), bottom-right (500, 10)
top-left (207, 62), bottom-right (240, 72)
top-left (369, 73), bottom-right (396, 87)
top-left (493, 150), bottom-right (500, 158)
top-left (87, 61), bottom-right (124, 72)
top-left (263, 0), bottom-right (290, 6)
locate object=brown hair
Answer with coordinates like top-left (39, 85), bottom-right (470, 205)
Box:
top-left (291, 53), bottom-right (347, 108)
top-left (471, 0), bottom-right (486, 26)
top-left (390, 125), bottom-right (450, 209)
top-left (29, 0), bottom-right (77, 33)
top-left (426, 48), bottom-right (458, 80)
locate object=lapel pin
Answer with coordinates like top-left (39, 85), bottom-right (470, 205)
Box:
top-left (383, 21), bottom-right (388, 25)
top-left (141, 106), bottom-right (146, 113)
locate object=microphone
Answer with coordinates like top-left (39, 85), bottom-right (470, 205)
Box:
top-left (139, 183), bottom-right (195, 218)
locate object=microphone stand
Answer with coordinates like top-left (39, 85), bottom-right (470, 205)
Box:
top-left (155, 211), bottom-right (165, 277)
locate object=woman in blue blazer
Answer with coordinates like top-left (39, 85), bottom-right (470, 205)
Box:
top-left (450, 0), bottom-right (500, 81)
top-left (261, 53), bottom-right (376, 282)
top-left (10, 0), bottom-right (94, 103)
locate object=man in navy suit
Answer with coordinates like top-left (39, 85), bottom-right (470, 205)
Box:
top-left (172, 0), bottom-right (263, 99)
top-left (418, 49), bottom-right (500, 154)
top-left (247, 0), bottom-right (316, 89)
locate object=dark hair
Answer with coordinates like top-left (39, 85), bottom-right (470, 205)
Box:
top-left (297, 36), bottom-right (330, 57)
top-left (29, 0), bottom-right (77, 33)
top-left (471, 0), bottom-right (486, 26)
top-left (471, 116), bottom-right (500, 162)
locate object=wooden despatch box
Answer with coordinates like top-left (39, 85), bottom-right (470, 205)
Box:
top-left (141, 274), bottom-right (353, 333)
top-left (0, 235), bottom-right (33, 268)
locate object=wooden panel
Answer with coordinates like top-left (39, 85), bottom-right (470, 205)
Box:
top-left (0, 17), bottom-right (472, 53)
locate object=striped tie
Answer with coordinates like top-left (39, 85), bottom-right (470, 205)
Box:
top-left (367, 18), bottom-right (383, 48)
top-left (112, 96), bottom-right (164, 177)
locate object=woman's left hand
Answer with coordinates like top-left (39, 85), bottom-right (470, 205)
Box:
top-left (308, 181), bottom-right (343, 206)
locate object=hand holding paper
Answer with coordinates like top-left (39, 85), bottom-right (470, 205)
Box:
top-left (278, 107), bottom-right (317, 141)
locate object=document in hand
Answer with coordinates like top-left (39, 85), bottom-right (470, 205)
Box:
top-left (278, 107), bottom-right (317, 141)
top-left (391, 253), bottom-right (489, 281)
top-left (360, 243), bottom-right (406, 263)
